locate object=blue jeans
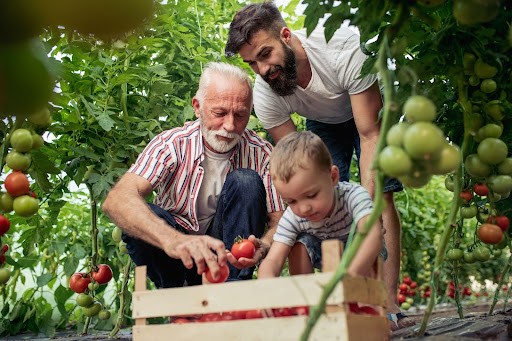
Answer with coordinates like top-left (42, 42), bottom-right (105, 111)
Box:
top-left (296, 233), bottom-right (388, 270)
top-left (306, 118), bottom-right (402, 192)
top-left (122, 169), bottom-right (268, 288)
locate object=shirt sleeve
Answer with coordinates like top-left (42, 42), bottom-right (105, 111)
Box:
top-left (344, 183), bottom-right (374, 226)
top-left (128, 131), bottom-right (176, 188)
top-left (273, 208), bottom-right (301, 246)
top-left (335, 34), bottom-right (377, 95)
top-left (253, 76), bottom-right (293, 130)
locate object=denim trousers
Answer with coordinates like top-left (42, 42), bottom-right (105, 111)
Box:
top-left (122, 169), bottom-right (268, 288)
top-left (306, 118), bottom-right (402, 192)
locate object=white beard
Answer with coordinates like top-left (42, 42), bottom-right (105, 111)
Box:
top-left (200, 121), bottom-right (241, 153)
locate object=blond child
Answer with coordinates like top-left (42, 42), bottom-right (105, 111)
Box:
top-left (258, 131), bottom-right (383, 279)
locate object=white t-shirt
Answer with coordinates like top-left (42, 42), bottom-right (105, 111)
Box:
top-left (253, 27), bottom-right (377, 129)
top-left (273, 182), bottom-right (373, 246)
top-left (193, 146), bottom-right (231, 235)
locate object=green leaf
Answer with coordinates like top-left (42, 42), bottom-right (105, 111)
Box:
top-left (36, 273), bottom-right (53, 287)
top-left (63, 257), bottom-right (79, 277)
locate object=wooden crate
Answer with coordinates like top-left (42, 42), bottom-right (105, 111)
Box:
top-left (131, 240), bottom-right (390, 340)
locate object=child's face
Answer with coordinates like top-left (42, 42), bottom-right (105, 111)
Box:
top-left (274, 164), bottom-right (339, 223)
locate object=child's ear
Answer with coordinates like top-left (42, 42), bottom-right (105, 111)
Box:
top-left (330, 165), bottom-right (339, 185)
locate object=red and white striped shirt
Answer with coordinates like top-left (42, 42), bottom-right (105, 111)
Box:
top-left (129, 120), bottom-right (285, 232)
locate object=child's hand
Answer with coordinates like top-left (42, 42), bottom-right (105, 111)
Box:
top-left (227, 235), bottom-right (269, 269)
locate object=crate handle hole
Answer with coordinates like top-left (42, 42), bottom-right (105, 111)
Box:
top-left (201, 300), bottom-right (208, 307)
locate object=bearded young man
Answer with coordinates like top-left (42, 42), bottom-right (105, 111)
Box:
top-left (103, 62), bottom-right (284, 288)
top-left (225, 1), bottom-right (413, 330)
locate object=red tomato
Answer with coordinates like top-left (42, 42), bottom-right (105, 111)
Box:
top-left (399, 283), bottom-right (409, 292)
top-left (272, 307), bottom-right (294, 317)
top-left (4, 171), bottom-right (30, 197)
top-left (397, 293), bottom-right (406, 305)
top-left (348, 302), bottom-right (360, 313)
top-left (460, 190), bottom-right (473, 203)
top-left (199, 313), bottom-right (223, 322)
top-left (69, 272), bottom-right (91, 293)
top-left (473, 183), bottom-right (489, 196)
top-left (0, 214), bottom-right (10, 237)
top-left (358, 305), bottom-right (379, 315)
top-left (0, 244), bottom-right (7, 254)
top-left (0, 254), bottom-right (5, 264)
top-left (409, 281), bottom-right (418, 289)
top-left (92, 264), bottom-right (113, 284)
top-left (293, 306), bottom-right (309, 316)
top-left (488, 215), bottom-right (510, 231)
top-left (402, 276), bottom-right (412, 285)
top-left (205, 264), bottom-right (230, 283)
top-left (477, 223), bottom-right (504, 244)
top-left (231, 238), bottom-right (255, 260)
top-left (245, 309), bottom-right (264, 319)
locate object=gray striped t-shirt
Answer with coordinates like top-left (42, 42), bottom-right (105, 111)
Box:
top-left (273, 181), bottom-right (373, 246)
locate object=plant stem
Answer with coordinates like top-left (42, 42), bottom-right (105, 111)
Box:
top-left (488, 252), bottom-right (511, 314)
top-left (109, 259), bottom-right (132, 338)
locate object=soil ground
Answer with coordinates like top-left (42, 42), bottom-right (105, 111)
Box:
top-left (1, 301), bottom-right (511, 340)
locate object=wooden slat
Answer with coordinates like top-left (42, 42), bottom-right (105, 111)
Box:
top-left (346, 314), bottom-right (390, 340)
top-left (321, 239), bottom-right (343, 272)
top-left (132, 272), bottom-right (345, 319)
top-left (133, 313), bottom-right (351, 341)
top-left (134, 266), bottom-right (147, 326)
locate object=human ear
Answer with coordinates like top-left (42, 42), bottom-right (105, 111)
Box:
top-left (280, 27), bottom-right (292, 44)
top-left (330, 165), bottom-right (339, 185)
top-left (192, 97), bottom-right (201, 118)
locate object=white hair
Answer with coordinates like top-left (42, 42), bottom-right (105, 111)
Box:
top-left (195, 62), bottom-right (253, 105)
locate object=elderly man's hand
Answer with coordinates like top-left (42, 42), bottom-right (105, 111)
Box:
top-left (165, 234), bottom-right (227, 279)
top-left (226, 234), bottom-right (270, 269)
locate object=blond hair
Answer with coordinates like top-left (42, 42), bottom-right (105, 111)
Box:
top-left (270, 131), bottom-right (332, 182)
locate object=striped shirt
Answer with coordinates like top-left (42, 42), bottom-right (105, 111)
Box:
top-left (129, 120), bottom-right (285, 232)
top-left (273, 182), bottom-right (373, 246)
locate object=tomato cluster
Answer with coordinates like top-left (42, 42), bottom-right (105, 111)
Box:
top-left (446, 281), bottom-right (472, 299)
top-left (69, 264), bottom-right (113, 319)
top-left (379, 95), bottom-right (460, 188)
top-left (397, 275), bottom-right (418, 310)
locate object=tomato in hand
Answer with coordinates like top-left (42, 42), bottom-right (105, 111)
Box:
top-left (0, 214), bottom-right (10, 236)
top-left (231, 238), bottom-right (255, 260)
top-left (92, 264), bottom-right (113, 284)
top-left (205, 264), bottom-right (229, 283)
top-left (4, 171), bottom-right (30, 197)
top-left (69, 272), bottom-right (91, 293)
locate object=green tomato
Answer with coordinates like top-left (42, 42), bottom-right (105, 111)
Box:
top-left (0, 192), bottom-right (14, 212)
top-left (488, 175), bottom-right (512, 195)
top-left (119, 241), bottom-right (128, 254)
top-left (473, 246), bottom-right (491, 262)
top-left (480, 79), bottom-right (497, 93)
top-left (464, 154), bottom-right (491, 178)
top-left (98, 310), bottom-right (111, 320)
top-left (478, 123), bottom-right (502, 139)
top-left (13, 195), bottom-right (39, 217)
top-left (0, 268), bottom-right (11, 284)
top-left (460, 205), bottom-right (477, 219)
top-left (483, 101), bottom-right (504, 121)
top-left (447, 248), bottom-right (464, 261)
top-left (399, 172), bottom-right (432, 189)
top-left (463, 53), bottom-right (477, 74)
top-left (463, 251), bottom-right (476, 263)
top-left (453, 0), bottom-right (499, 26)
top-left (76, 293), bottom-right (94, 307)
top-left (31, 134), bottom-right (44, 149)
top-left (477, 138), bottom-right (508, 165)
top-left (27, 107), bottom-right (52, 127)
top-left (6, 151), bottom-right (31, 171)
top-left (474, 59), bottom-right (498, 79)
top-left (82, 302), bottom-right (102, 317)
top-left (112, 226), bottom-right (123, 243)
top-left (403, 95), bottom-right (437, 122)
top-left (429, 143), bottom-right (461, 175)
top-left (498, 158), bottom-right (512, 176)
top-left (403, 122), bottom-right (445, 160)
top-left (445, 175), bottom-right (455, 192)
top-left (378, 146), bottom-right (413, 178)
top-left (386, 122), bottom-right (409, 147)
top-left (10, 129), bottom-right (33, 152)
top-left (468, 75), bottom-right (480, 87)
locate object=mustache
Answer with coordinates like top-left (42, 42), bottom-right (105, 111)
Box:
top-left (263, 66), bottom-right (283, 81)
top-left (216, 130), bottom-right (239, 139)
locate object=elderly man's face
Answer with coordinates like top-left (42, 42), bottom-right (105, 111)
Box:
top-left (193, 76), bottom-right (252, 153)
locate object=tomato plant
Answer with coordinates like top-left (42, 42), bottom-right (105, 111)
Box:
top-left (204, 264), bottom-right (229, 284)
top-left (231, 237), bottom-right (255, 260)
